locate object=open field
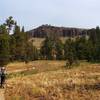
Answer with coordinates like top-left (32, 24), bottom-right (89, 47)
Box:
top-left (4, 61), bottom-right (100, 100)
top-left (7, 60), bottom-right (65, 73)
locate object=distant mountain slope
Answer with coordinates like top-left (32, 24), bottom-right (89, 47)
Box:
top-left (27, 25), bottom-right (88, 38)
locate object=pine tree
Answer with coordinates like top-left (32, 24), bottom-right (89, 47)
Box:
top-left (89, 26), bottom-right (100, 62)
top-left (5, 16), bottom-right (15, 34)
top-left (40, 36), bottom-right (53, 60)
top-left (13, 25), bottom-right (26, 61)
top-left (55, 40), bottom-right (64, 60)
top-left (0, 25), bottom-right (10, 66)
top-left (75, 36), bottom-right (87, 60)
top-left (22, 26), bottom-right (25, 33)
top-left (9, 35), bottom-right (16, 61)
top-left (25, 41), bottom-right (39, 62)
top-left (64, 39), bottom-right (77, 67)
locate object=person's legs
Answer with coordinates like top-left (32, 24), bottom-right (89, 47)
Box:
top-left (1, 77), bottom-right (3, 87)
top-left (0, 77), bottom-right (2, 87)
top-left (1, 77), bottom-right (5, 88)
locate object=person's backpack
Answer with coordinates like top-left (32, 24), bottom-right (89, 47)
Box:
top-left (1, 71), bottom-right (5, 77)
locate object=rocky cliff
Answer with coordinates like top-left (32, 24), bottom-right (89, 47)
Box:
top-left (27, 25), bottom-right (88, 38)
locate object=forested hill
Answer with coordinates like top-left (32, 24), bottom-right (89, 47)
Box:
top-left (27, 25), bottom-right (88, 38)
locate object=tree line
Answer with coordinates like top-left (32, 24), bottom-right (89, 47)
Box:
top-left (0, 17), bottom-right (100, 67)
top-left (0, 17), bottom-right (38, 67)
top-left (40, 26), bottom-right (100, 64)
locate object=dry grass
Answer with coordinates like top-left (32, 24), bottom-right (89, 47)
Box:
top-left (31, 37), bottom-right (79, 49)
top-left (31, 37), bottom-right (68, 49)
top-left (7, 60), bottom-right (65, 73)
top-left (30, 38), bottom-right (45, 49)
top-left (5, 61), bottom-right (100, 100)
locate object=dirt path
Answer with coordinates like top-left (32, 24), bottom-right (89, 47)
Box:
top-left (0, 89), bottom-right (5, 100)
top-left (7, 67), bottom-right (35, 74)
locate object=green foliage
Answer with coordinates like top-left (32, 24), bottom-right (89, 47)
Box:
top-left (25, 41), bottom-right (39, 62)
top-left (5, 16), bottom-right (15, 33)
top-left (88, 26), bottom-right (100, 62)
top-left (0, 24), bottom-right (7, 34)
top-left (1, 16), bottom-right (100, 67)
top-left (13, 25), bottom-right (26, 61)
top-left (64, 39), bottom-right (77, 66)
top-left (22, 26), bottom-right (25, 33)
top-left (55, 40), bottom-right (64, 60)
top-left (0, 33), bottom-right (10, 66)
top-left (40, 36), bottom-right (52, 59)
top-left (40, 36), bottom-right (64, 60)
top-left (75, 37), bottom-right (87, 60)
top-left (9, 35), bottom-right (16, 61)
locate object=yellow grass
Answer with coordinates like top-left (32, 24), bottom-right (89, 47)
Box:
top-left (5, 61), bottom-right (100, 100)
top-left (7, 60), bottom-right (65, 73)
top-left (31, 38), bottom-right (45, 49)
top-left (31, 37), bottom-right (68, 49)
top-left (31, 37), bottom-right (80, 49)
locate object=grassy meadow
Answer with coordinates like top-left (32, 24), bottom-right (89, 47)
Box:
top-left (5, 60), bottom-right (100, 100)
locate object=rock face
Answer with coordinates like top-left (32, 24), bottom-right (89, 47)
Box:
top-left (27, 25), bottom-right (88, 38)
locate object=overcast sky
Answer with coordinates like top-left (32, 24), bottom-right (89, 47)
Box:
top-left (0, 0), bottom-right (100, 30)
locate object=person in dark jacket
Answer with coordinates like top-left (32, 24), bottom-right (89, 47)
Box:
top-left (0, 67), bottom-right (6, 88)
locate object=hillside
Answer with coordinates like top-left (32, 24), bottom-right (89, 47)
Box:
top-left (30, 37), bottom-right (69, 49)
top-left (27, 25), bottom-right (88, 38)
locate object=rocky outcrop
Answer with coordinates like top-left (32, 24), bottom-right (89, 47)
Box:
top-left (27, 25), bottom-right (88, 38)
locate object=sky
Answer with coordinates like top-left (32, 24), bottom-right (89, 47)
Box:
top-left (0, 0), bottom-right (100, 31)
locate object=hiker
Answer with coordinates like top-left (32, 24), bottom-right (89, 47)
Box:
top-left (0, 67), bottom-right (6, 88)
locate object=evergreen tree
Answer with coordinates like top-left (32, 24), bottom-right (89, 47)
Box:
top-left (40, 29), bottom-right (62, 60)
top-left (85, 40), bottom-right (94, 62)
top-left (5, 16), bottom-right (15, 34)
top-left (0, 25), bottom-right (10, 66)
top-left (64, 39), bottom-right (77, 67)
top-left (25, 41), bottom-right (39, 62)
top-left (40, 36), bottom-right (53, 60)
top-left (89, 26), bottom-right (100, 62)
top-left (13, 25), bottom-right (26, 61)
top-left (9, 35), bottom-right (16, 61)
top-left (22, 26), bottom-right (25, 33)
top-left (0, 25), bottom-right (7, 34)
top-left (95, 26), bottom-right (100, 61)
top-left (55, 40), bottom-right (64, 60)
top-left (88, 29), bottom-right (97, 45)
top-left (75, 36), bottom-right (87, 60)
